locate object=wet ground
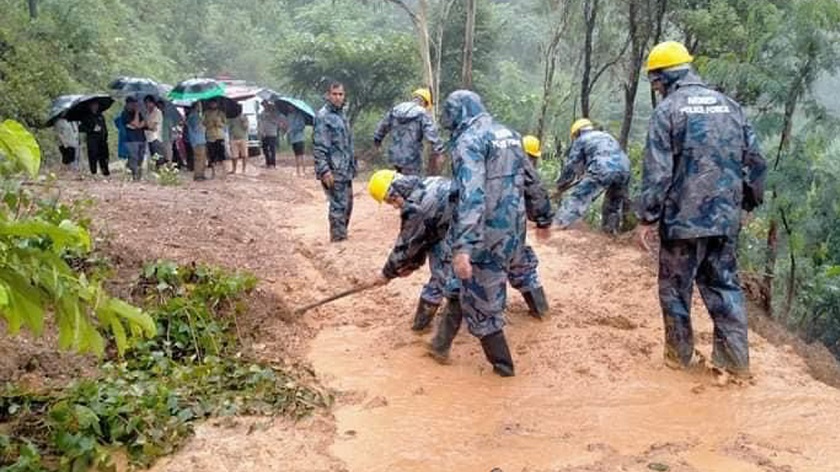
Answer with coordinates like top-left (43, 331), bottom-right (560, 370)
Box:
top-left (50, 157), bottom-right (840, 472)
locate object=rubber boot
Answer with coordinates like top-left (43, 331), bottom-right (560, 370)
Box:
top-left (522, 287), bottom-right (549, 319)
top-left (480, 331), bottom-right (515, 377)
top-left (411, 299), bottom-right (440, 333)
top-left (663, 314), bottom-right (696, 369)
top-left (427, 298), bottom-right (462, 364)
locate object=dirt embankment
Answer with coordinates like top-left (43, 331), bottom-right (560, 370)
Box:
top-left (6, 158), bottom-right (840, 472)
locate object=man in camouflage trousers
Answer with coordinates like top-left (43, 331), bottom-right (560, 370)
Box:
top-left (314, 82), bottom-right (356, 242)
top-left (433, 90), bottom-right (553, 377)
top-left (373, 88), bottom-right (445, 176)
top-left (554, 119), bottom-right (631, 234)
top-left (637, 41), bottom-right (767, 377)
top-left (368, 168), bottom-right (552, 335)
top-left (368, 171), bottom-right (456, 333)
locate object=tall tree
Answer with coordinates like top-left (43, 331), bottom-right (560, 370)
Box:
top-left (461, 0), bottom-right (476, 88)
top-left (536, 0), bottom-right (575, 143)
top-left (385, 0), bottom-right (435, 91)
top-left (579, 0), bottom-right (629, 117)
top-left (619, 0), bottom-right (667, 150)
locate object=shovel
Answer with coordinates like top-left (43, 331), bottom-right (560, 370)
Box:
top-left (293, 280), bottom-right (381, 316)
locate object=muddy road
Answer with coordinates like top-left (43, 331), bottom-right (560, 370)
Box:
top-left (63, 158), bottom-right (840, 472)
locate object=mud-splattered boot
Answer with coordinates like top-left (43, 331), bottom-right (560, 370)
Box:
top-left (663, 314), bottom-right (697, 370)
top-left (521, 287), bottom-right (549, 320)
top-left (427, 298), bottom-right (462, 364)
top-left (480, 330), bottom-right (515, 377)
top-left (411, 299), bottom-right (440, 333)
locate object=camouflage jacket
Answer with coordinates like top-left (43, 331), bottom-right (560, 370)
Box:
top-left (557, 130), bottom-right (631, 191)
top-left (382, 176), bottom-right (456, 279)
top-left (444, 91), bottom-right (553, 264)
top-left (638, 70), bottom-right (767, 239)
top-left (313, 102), bottom-right (355, 181)
top-left (373, 101), bottom-right (445, 172)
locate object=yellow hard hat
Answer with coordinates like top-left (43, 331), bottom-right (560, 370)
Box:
top-left (368, 169), bottom-right (398, 203)
top-left (646, 41), bottom-right (694, 72)
top-left (570, 118), bottom-right (593, 139)
top-left (412, 88), bottom-right (433, 108)
top-left (522, 135), bottom-right (541, 158)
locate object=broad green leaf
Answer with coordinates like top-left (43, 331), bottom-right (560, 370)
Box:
top-left (0, 284), bottom-right (8, 307)
top-left (0, 119), bottom-right (41, 178)
top-left (103, 298), bottom-right (156, 338)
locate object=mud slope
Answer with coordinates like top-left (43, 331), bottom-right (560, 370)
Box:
top-left (67, 159), bottom-right (840, 472)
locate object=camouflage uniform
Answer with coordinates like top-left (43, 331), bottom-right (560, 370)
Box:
top-left (442, 90), bottom-right (553, 341)
top-left (381, 176), bottom-right (455, 307)
top-left (373, 101), bottom-right (445, 176)
top-left (555, 130), bottom-right (631, 234)
top-left (637, 68), bottom-right (767, 374)
top-left (314, 102), bottom-right (356, 241)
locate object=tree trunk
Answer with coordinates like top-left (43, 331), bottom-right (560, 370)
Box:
top-left (762, 69), bottom-right (806, 314)
top-left (461, 0), bottom-right (476, 89)
top-left (417, 0), bottom-right (433, 90)
top-left (432, 0), bottom-right (457, 116)
top-left (619, 0), bottom-right (645, 151)
top-left (580, 0), bottom-right (598, 117)
top-left (649, 0), bottom-right (667, 108)
top-left (28, 0), bottom-right (38, 18)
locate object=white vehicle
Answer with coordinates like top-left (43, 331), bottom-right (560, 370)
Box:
top-left (239, 96), bottom-right (262, 155)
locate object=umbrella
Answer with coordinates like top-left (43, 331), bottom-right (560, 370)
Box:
top-left (168, 78), bottom-right (226, 103)
top-left (63, 94), bottom-right (115, 122)
top-left (108, 77), bottom-right (162, 97)
top-left (45, 94), bottom-right (84, 126)
top-left (257, 89), bottom-right (315, 125)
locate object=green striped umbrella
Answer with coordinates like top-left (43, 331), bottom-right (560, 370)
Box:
top-left (168, 78), bottom-right (226, 104)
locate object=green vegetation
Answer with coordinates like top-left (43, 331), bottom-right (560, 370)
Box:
top-left (0, 119), bottom-right (155, 354)
top-left (1, 260), bottom-right (328, 471)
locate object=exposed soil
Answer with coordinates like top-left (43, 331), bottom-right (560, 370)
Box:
top-left (5, 155), bottom-right (840, 472)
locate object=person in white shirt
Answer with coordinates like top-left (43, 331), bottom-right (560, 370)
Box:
top-left (143, 95), bottom-right (164, 167)
top-left (54, 117), bottom-right (79, 170)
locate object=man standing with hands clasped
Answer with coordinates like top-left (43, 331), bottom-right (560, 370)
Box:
top-left (313, 81), bottom-right (356, 243)
top-left (636, 41), bottom-right (767, 380)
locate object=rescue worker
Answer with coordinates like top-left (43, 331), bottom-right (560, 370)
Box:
top-left (554, 119), bottom-right (631, 234)
top-left (636, 41), bottom-right (767, 378)
top-left (522, 134), bottom-right (541, 166)
top-left (368, 165), bottom-right (550, 336)
top-left (373, 88), bottom-right (445, 176)
top-left (514, 135), bottom-right (550, 318)
top-left (368, 170), bottom-right (455, 332)
top-left (313, 81), bottom-right (356, 242)
top-left (431, 90), bottom-right (553, 377)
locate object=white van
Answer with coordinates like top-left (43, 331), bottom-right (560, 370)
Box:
top-left (239, 96), bottom-right (262, 155)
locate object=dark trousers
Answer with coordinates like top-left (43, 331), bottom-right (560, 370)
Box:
top-left (207, 139), bottom-right (226, 165)
top-left (658, 235), bottom-right (749, 373)
top-left (262, 136), bottom-right (278, 167)
top-left (324, 180), bottom-right (353, 241)
top-left (86, 136), bottom-right (110, 176)
top-left (59, 146), bottom-right (76, 165)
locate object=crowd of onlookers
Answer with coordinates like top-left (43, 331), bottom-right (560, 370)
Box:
top-left (53, 96), bottom-right (308, 181)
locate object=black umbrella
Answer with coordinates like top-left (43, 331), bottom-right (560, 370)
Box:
top-left (211, 96), bottom-right (242, 119)
top-left (108, 77), bottom-right (162, 97)
top-left (45, 94), bottom-right (84, 127)
top-left (63, 94), bottom-right (115, 122)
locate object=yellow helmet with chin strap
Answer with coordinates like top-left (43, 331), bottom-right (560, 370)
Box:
top-left (522, 135), bottom-right (541, 158)
top-left (412, 88), bottom-right (433, 108)
top-left (368, 169), bottom-right (398, 203)
top-left (570, 118), bottom-right (594, 139)
top-left (646, 41), bottom-right (694, 73)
